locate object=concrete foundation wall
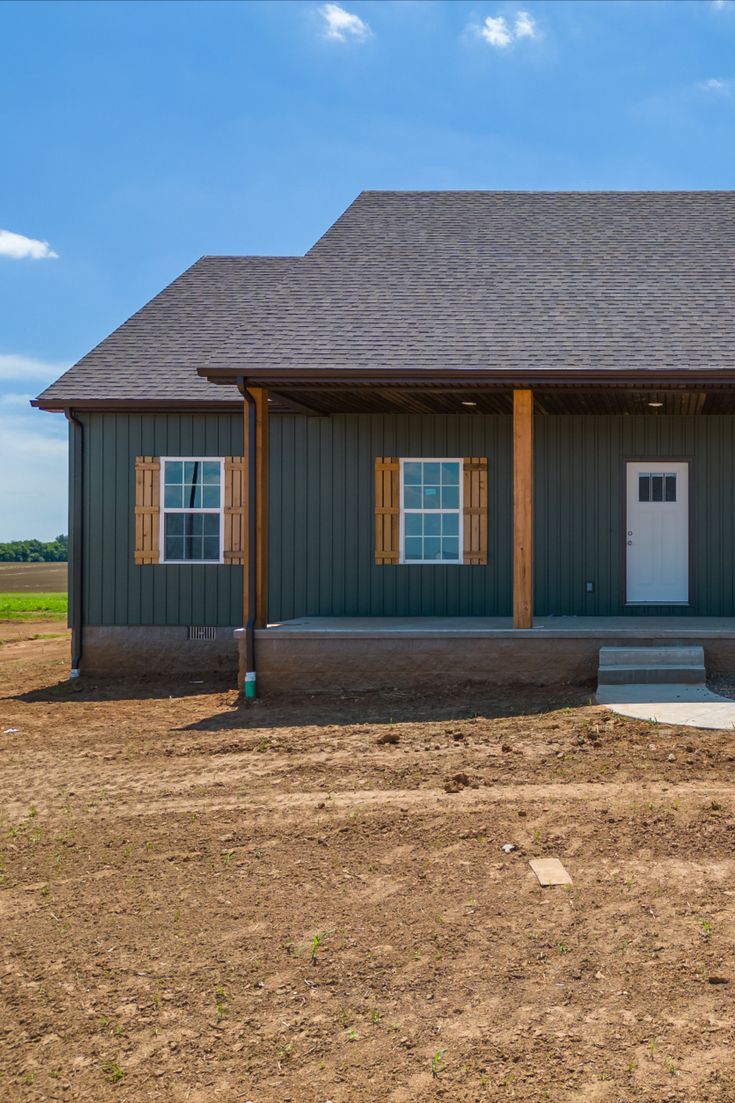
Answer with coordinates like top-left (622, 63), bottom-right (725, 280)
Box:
top-left (82, 626), bottom-right (240, 676)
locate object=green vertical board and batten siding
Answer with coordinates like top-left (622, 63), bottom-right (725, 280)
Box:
top-left (79, 413), bottom-right (244, 627)
top-left (269, 414), bottom-right (513, 620)
top-left (76, 411), bottom-right (735, 626)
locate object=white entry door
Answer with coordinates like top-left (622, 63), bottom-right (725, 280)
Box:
top-left (626, 462), bottom-right (689, 604)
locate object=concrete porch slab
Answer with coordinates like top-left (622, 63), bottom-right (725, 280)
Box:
top-left (596, 683), bottom-right (735, 730)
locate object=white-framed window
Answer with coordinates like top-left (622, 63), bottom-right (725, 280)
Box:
top-left (399, 458), bottom-right (463, 564)
top-left (160, 457), bottom-right (224, 564)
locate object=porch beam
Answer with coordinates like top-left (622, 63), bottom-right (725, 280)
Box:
top-left (242, 386), bottom-right (269, 630)
top-left (253, 387), bottom-right (269, 629)
top-left (513, 388), bottom-right (534, 629)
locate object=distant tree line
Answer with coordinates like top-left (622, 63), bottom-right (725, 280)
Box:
top-left (0, 535), bottom-right (68, 562)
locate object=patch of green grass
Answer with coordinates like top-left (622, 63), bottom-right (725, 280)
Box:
top-left (0, 592), bottom-right (67, 622)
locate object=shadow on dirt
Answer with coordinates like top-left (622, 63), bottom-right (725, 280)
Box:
top-left (6, 673), bottom-right (235, 705)
top-left (178, 683), bottom-right (595, 733)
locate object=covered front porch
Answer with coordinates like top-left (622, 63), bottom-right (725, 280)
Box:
top-left (221, 374), bottom-right (735, 695)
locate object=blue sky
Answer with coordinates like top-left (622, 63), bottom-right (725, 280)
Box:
top-left (2, 0), bottom-right (735, 538)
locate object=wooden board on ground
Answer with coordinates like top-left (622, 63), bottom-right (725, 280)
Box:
top-left (529, 857), bottom-right (573, 887)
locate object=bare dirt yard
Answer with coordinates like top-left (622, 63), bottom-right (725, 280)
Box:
top-left (2, 631), bottom-right (735, 1102)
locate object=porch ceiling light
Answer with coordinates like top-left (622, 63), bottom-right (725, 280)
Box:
top-left (648, 401), bottom-right (664, 408)
top-left (461, 400), bottom-right (477, 407)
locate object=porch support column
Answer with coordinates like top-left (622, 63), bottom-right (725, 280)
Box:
top-left (513, 388), bottom-right (534, 629)
top-left (242, 387), bottom-right (269, 630)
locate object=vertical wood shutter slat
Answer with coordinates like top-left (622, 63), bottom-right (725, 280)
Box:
top-left (223, 456), bottom-right (246, 564)
top-left (463, 457), bottom-right (488, 565)
top-left (134, 456), bottom-right (161, 565)
top-left (375, 457), bottom-right (400, 564)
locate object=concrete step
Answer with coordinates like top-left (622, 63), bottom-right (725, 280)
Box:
top-left (598, 664), bottom-right (705, 685)
top-left (599, 645), bottom-right (704, 667)
top-left (598, 645), bottom-right (706, 687)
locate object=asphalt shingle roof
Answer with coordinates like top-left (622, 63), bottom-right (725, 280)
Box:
top-left (35, 192), bottom-right (735, 407)
top-left (34, 256), bottom-right (297, 407)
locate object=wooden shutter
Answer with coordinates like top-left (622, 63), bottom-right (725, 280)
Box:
top-left (375, 457), bottom-right (400, 564)
top-left (223, 456), bottom-right (246, 564)
top-left (134, 456), bottom-right (160, 564)
top-left (463, 457), bottom-right (488, 565)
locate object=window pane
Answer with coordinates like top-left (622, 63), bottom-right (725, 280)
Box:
top-left (165, 461), bottom-right (183, 485)
top-left (184, 461), bottom-right (200, 484)
top-left (442, 538), bottom-right (459, 560)
top-left (651, 474), bottom-right (663, 502)
top-left (404, 485), bottom-right (422, 508)
top-left (165, 513), bottom-right (184, 536)
top-left (186, 514), bottom-right (204, 536)
top-left (165, 536), bottom-right (184, 560)
top-left (184, 534), bottom-right (200, 560)
top-left (164, 485), bottom-right (183, 508)
top-left (638, 475), bottom-right (650, 502)
top-left (202, 536), bottom-right (220, 560)
top-left (423, 462), bottom-right (441, 485)
top-left (424, 537), bottom-right (441, 560)
top-left (665, 475), bottom-right (676, 502)
top-left (404, 537), bottom-right (423, 560)
top-left (203, 513), bottom-right (220, 536)
top-left (443, 513), bottom-right (459, 536)
top-left (403, 462), bottom-right (421, 485)
top-left (202, 461), bottom-right (220, 484)
top-left (183, 483), bottom-right (202, 508)
top-left (424, 513), bottom-right (441, 536)
top-left (202, 485), bottom-right (220, 508)
top-left (441, 485), bottom-right (459, 509)
top-left (441, 462), bottom-right (459, 485)
top-left (422, 486), bottom-right (440, 507)
top-left (404, 513), bottom-right (422, 537)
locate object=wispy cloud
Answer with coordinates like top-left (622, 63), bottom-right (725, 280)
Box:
top-left (0, 414), bottom-right (68, 540)
top-left (698, 77), bottom-right (732, 94)
top-left (319, 3), bottom-right (371, 43)
top-left (514, 10), bottom-right (538, 39)
top-left (0, 354), bottom-right (68, 381)
top-left (0, 228), bottom-right (58, 260)
top-left (478, 15), bottom-right (512, 48)
top-left (712, 1), bottom-right (730, 10)
top-left (474, 10), bottom-right (538, 49)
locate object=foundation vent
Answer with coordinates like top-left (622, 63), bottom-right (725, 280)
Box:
top-left (187, 626), bottom-right (217, 641)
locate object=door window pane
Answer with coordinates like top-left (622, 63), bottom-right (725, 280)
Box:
top-left (665, 475), bottom-right (677, 502)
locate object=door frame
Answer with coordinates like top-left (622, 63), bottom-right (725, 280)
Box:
top-left (619, 456), bottom-right (695, 608)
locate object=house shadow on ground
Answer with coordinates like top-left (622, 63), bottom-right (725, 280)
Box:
top-left (177, 682), bottom-right (596, 733)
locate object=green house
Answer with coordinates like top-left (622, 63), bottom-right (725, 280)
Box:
top-left (33, 192), bottom-right (735, 693)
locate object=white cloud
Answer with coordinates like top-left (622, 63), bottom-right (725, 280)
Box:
top-left (514, 10), bottom-right (538, 39)
top-left (0, 353), bottom-right (68, 382)
top-left (475, 10), bottom-right (538, 49)
top-left (479, 15), bottom-right (512, 48)
top-left (713, 1), bottom-right (730, 10)
top-left (698, 77), bottom-right (731, 93)
top-left (319, 3), bottom-right (371, 42)
top-left (0, 228), bottom-right (58, 260)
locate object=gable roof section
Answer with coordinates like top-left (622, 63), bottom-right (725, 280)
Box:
top-left (200, 191), bottom-right (735, 383)
top-left (33, 256), bottom-right (297, 409)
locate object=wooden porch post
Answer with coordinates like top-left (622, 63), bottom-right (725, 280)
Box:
top-left (242, 386), bottom-right (269, 630)
top-left (513, 389), bottom-right (533, 629)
